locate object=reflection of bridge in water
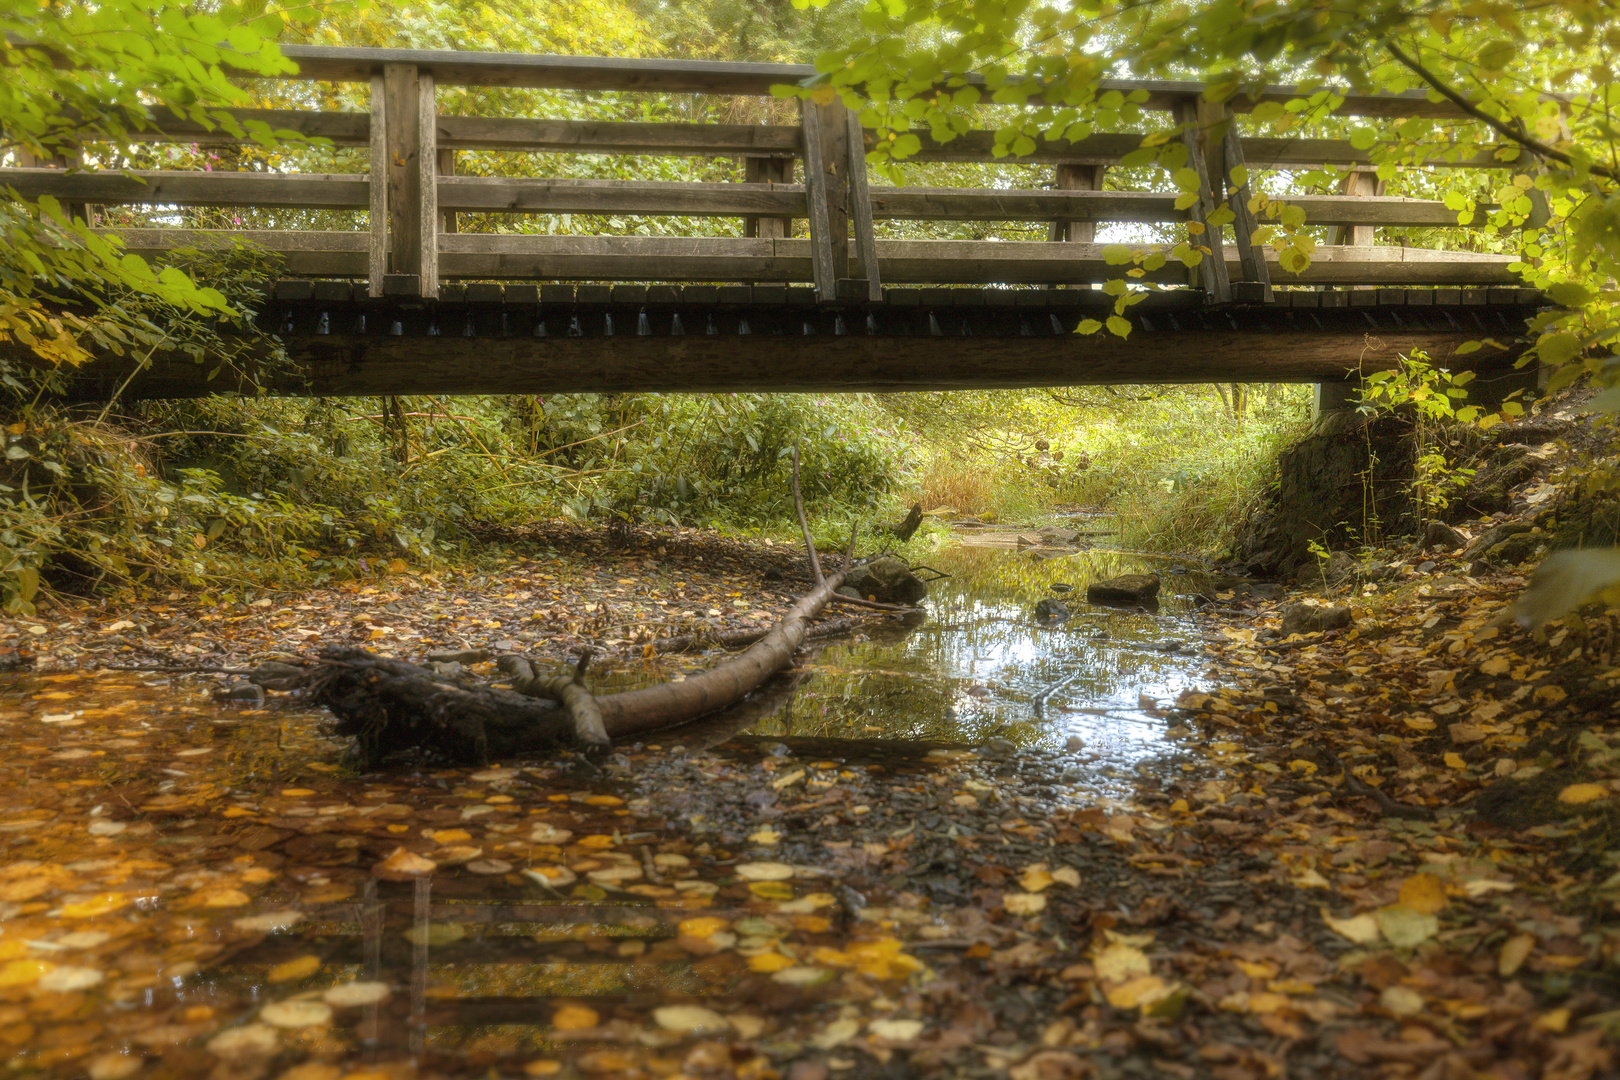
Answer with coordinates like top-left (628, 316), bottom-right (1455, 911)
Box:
top-left (8, 45), bottom-right (1544, 403)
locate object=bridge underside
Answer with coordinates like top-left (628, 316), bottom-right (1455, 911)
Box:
top-left (63, 284), bottom-right (1542, 400)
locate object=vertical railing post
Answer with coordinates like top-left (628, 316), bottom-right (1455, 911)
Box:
top-left (18, 147), bottom-right (93, 225)
top-left (1048, 162), bottom-right (1103, 289)
top-left (845, 109), bottom-right (881, 301)
top-left (743, 155), bottom-right (793, 239)
top-left (800, 98), bottom-right (849, 302)
top-left (1219, 110), bottom-right (1271, 303)
top-left (382, 62), bottom-right (437, 297)
top-left (1178, 98), bottom-right (1231, 304)
top-left (436, 149), bottom-right (457, 235)
top-left (417, 70), bottom-right (439, 298)
top-left (367, 74), bottom-right (388, 297)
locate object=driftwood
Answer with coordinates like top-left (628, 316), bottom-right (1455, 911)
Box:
top-left (301, 444), bottom-right (860, 765)
top-left (309, 570), bottom-right (847, 765)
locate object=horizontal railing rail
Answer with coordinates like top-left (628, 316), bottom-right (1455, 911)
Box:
top-left (2, 43), bottom-right (1535, 305)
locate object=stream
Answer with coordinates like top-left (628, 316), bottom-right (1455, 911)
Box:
top-left (0, 537), bottom-right (1234, 1079)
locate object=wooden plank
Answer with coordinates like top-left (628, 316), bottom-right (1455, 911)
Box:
top-left (274, 46), bottom-right (1482, 119)
top-left (1221, 113), bottom-right (1271, 300)
top-left (368, 75), bottom-right (388, 296)
top-left (0, 168), bottom-right (369, 208)
top-left (436, 148), bottom-right (457, 233)
top-left (78, 325), bottom-right (1527, 401)
top-left (846, 110), bottom-right (881, 301)
top-left (126, 105), bottom-right (1519, 171)
top-left (799, 101), bottom-right (839, 301)
top-left (418, 70), bottom-right (439, 298)
top-left (1046, 164), bottom-right (1103, 243)
top-left (1178, 99), bottom-right (1230, 303)
top-left (440, 115), bottom-right (800, 156)
top-left (436, 176), bottom-right (803, 216)
top-left (384, 63), bottom-right (423, 284)
top-left (138, 106), bottom-right (371, 145)
top-left (99, 230), bottom-right (1522, 286)
top-left (742, 157), bottom-right (794, 238)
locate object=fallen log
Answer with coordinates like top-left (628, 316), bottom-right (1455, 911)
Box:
top-left (308, 569), bottom-right (847, 765)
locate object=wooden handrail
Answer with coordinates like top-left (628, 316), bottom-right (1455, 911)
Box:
top-left (3, 169), bottom-right (1491, 227)
top-left (273, 44), bottom-right (1474, 120)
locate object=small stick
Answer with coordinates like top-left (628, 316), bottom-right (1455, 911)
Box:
top-left (791, 446), bottom-right (823, 587)
top-left (844, 520), bottom-right (859, 568)
top-left (827, 594), bottom-right (922, 613)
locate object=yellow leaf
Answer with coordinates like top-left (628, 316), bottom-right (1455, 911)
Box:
top-left (58, 892), bottom-right (128, 918)
top-left (1498, 933), bottom-right (1535, 976)
top-left (1019, 865), bottom-right (1055, 893)
top-left (1443, 752), bottom-right (1467, 769)
top-left (267, 955), bottom-right (321, 983)
top-left (1557, 783), bottom-right (1608, 805)
top-left (1094, 942), bottom-right (1151, 982)
top-left (735, 862), bottom-right (794, 881)
top-left (1003, 892), bottom-right (1047, 915)
top-left (748, 952), bottom-right (795, 973)
top-left (749, 881), bottom-right (795, 900)
top-left (1398, 873), bottom-right (1447, 915)
top-left (678, 917), bottom-right (731, 939)
top-left (551, 1004), bottom-right (599, 1031)
top-left (1320, 909), bottom-right (1380, 945)
top-left (0, 959), bottom-right (52, 987)
top-left (1104, 974), bottom-right (1167, 1009)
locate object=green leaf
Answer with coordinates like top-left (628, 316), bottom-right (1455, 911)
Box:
top-left (1228, 165), bottom-right (1249, 189)
top-left (1584, 386), bottom-right (1620, 414)
top-left (1102, 245), bottom-right (1135, 266)
top-left (1105, 315), bottom-right (1132, 339)
top-left (1539, 331), bottom-right (1584, 366)
top-left (1172, 167), bottom-right (1201, 193)
top-left (1348, 129), bottom-right (1377, 151)
top-left (1076, 318), bottom-right (1103, 335)
top-left (1513, 548), bottom-right (1620, 626)
top-left (1174, 192), bottom-right (1200, 211)
top-left (1454, 340), bottom-right (1483, 355)
top-left (1545, 282), bottom-right (1594, 308)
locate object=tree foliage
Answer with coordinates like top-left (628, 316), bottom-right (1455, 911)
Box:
top-left (790, 0), bottom-right (1620, 613)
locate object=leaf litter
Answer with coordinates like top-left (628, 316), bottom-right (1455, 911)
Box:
top-left (0, 521), bottom-right (1614, 1077)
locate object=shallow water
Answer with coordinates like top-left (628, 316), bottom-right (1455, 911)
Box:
top-left (749, 545), bottom-right (1214, 762)
top-left (0, 541), bottom-right (1222, 1079)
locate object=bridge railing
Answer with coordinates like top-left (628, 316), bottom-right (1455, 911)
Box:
top-left (3, 44), bottom-right (1525, 304)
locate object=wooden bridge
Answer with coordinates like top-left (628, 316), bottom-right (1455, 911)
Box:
top-left (6, 44), bottom-right (1542, 401)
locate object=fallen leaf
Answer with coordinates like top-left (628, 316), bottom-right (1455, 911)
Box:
top-left (260, 1000), bottom-right (333, 1028)
top-left (812, 1017), bottom-right (861, 1049)
top-left (1321, 909), bottom-right (1381, 945)
top-left (869, 1018), bottom-right (924, 1042)
top-left (1499, 933), bottom-right (1535, 976)
top-left (1374, 904), bottom-right (1438, 948)
top-left (1557, 782), bottom-right (1609, 805)
top-left (1094, 942), bottom-right (1151, 982)
top-left (652, 1005), bottom-right (729, 1035)
top-left (37, 965), bottom-right (102, 992)
top-left (1398, 873), bottom-right (1447, 915)
top-left (551, 1004), bottom-right (599, 1030)
top-left (1379, 985), bottom-right (1425, 1017)
top-left (267, 955), bottom-right (321, 983)
top-left (1003, 892), bottom-right (1047, 915)
top-left (323, 982), bottom-right (392, 1008)
top-left (372, 847), bottom-right (435, 881)
top-left (735, 862), bottom-right (794, 881)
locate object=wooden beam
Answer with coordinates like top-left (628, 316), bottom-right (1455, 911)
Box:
top-left (368, 75), bottom-right (387, 297)
top-left (1221, 112), bottom-right (1271, 301)
top-left (0, 170), bottom-right (1484, 226)
top-left (742, 157), bottom-right (794, 238)
top-left (436, 148), bottom-right (457, 233)
top-left (274, 45), bottom-right (1482, 119)
top-left (69, 328), bottom-right (1524, 401)
top-left (846, 109), bottom-right (881, 301)
top-left (800, 100), bottom-right (848, 301)
top-left (1179, 99), bottom-right (1230, 303)
top-left (101, 230), bottom-right (1522, 285)
top-left (383, 63), bottom-right (424, 289)
top-left (418, 70), bottom-right (439, 298)
top-left (128, 107), bottom-right (1520, 170)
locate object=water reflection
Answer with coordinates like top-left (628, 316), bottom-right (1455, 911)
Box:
top-left (747, 545), bottom-right (1215, 767)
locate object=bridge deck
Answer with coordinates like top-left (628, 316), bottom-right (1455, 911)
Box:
top-left (65, 282), bottom-right (1541, 401)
